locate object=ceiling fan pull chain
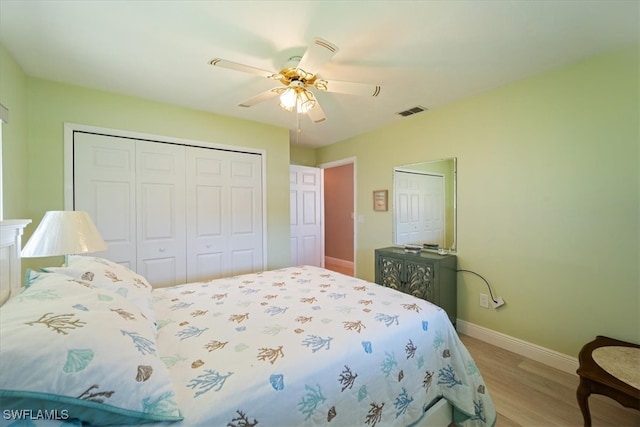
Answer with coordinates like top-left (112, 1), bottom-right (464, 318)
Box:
top-left (296, 108), bottom-right (300, 144)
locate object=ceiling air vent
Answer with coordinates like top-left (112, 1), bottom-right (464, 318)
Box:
top-left (396, 106), bottom-right (427, 117)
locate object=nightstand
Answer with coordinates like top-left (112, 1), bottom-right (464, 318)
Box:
top-left (374, 247), bottom-right (457, 326)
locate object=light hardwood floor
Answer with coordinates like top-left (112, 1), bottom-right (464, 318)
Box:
top-left (459, 334), bottom-right (640, 426)
top-left (324, 259), bottom-right (354, 276)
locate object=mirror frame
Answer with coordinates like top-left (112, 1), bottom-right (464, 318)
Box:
top-left (392, 157), bottom-right (457, 252)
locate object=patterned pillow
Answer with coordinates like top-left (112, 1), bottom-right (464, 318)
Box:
top-left (43, 255), bottom-right (156, 328)
top-left (0, 271), bottom-right (182, 425)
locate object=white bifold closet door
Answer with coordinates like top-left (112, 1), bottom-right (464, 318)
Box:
top-left (72, 131), bottom-right (262, 287)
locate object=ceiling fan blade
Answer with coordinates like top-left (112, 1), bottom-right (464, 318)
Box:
top-left (307, 99), bottom-right (327, 124)
top-left (316, 79), bottom-right (381, 97)
top-left (296, 37), bottom-right (339, 76)
top-left (209, 58), bottom-right (281, 80)
top-left (238, 89), bottom-right (280, 108)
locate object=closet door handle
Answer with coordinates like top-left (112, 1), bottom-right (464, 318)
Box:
top-left (159, 247), bottom-right (166, 252)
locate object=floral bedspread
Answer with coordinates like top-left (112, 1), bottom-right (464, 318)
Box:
top-left (149, 266), bottom-right (496, 427)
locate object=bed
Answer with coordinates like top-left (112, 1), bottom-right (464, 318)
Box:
top-left (0, 245), bottom-right (496, 426)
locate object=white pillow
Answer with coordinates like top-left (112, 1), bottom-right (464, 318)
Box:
top-left (44, 255), bottom-right (156, 328)
top-left (0, 271), bottom-right (182, 425)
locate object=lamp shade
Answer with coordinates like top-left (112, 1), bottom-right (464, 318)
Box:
top-left (21, 211), bottom-right (107, 258)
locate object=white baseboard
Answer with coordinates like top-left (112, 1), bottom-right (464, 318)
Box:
top-left (456, 319), bottom-right (578, 375)
top-left (324, 256), bottom-right (354, 269)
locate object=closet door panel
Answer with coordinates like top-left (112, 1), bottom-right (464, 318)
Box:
top-left (139, 257), bottom-right (179, 289)
top-left (230, 248), bottom-right (259, 276)
top-left (229, 187), bottom-right (260, 274)
top-left (230, 187), bottom-right (256, 234)
top-left (195, 252), bottom-right (224, 280)
top-left (186, 148), bottom-right (226, 281)
top-left (196, 186), bottom-right (222, 235)
top-left (227, 156), bottom-right (263, 274)
top-left (186, 148), bottom-right (262, 281)
top-left (136, 142), bottom-right (186, 287)
top-left (73, 133), bottom-right (136, 269)
top-left (95, 182), bottom-right (132, 252)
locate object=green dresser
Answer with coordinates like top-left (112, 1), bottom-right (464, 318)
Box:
top-left (374, 247), bottom-right (457, 326)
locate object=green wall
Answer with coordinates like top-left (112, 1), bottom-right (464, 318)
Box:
top-left (289, 143), bottom-right (317, 166)
top-left (1, 44), bottom-right (292, 272)
top-left (0, 45), bottom-right (29, 219)
top-left (317, 45), bottom-right (640, 358)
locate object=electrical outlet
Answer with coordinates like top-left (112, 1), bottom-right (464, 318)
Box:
top-left (479, 293), bottom-right (489, 308)
top-left (492, 297), bottom-right (506, 309)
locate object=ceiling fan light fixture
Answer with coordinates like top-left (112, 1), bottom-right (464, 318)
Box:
top-left (279, 87), bottom-right (297, 110)
top-left (278, 81), bottom-right (316, 114)
top-left (297, 89), bottom-right (316, 114)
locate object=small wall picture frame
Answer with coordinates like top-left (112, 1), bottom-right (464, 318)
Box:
top-left (373, 190), bottom-right (388, 211)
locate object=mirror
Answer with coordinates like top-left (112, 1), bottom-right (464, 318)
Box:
top-left (393, 158), bottom-right (457, 252)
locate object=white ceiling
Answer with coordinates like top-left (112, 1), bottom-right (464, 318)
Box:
top-left (1, 1), bottom-right (638, 147)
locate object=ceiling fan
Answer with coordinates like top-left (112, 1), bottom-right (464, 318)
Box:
top-left (209, 37), bottom-right (381, 124)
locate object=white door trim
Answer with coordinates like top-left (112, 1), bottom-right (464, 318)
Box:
top-left (318, 156), bottom-right (357, 276)
top-left (63, 122), bottom-right (267, 271)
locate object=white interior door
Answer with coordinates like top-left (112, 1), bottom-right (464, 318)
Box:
top-left (73, 133), bottom-right (136, 269)
top-left (290, 165), bottom-right (322, 267)
top-left (136, 141), bottom-right (186, 287)
top-left (394, 172), bottom-right (445, 246)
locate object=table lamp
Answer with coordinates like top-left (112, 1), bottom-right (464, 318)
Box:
top-left (21, 210), bottom-right (107, 264)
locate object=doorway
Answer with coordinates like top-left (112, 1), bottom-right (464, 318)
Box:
top-left (320, 158), bottom-right (356, 276)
